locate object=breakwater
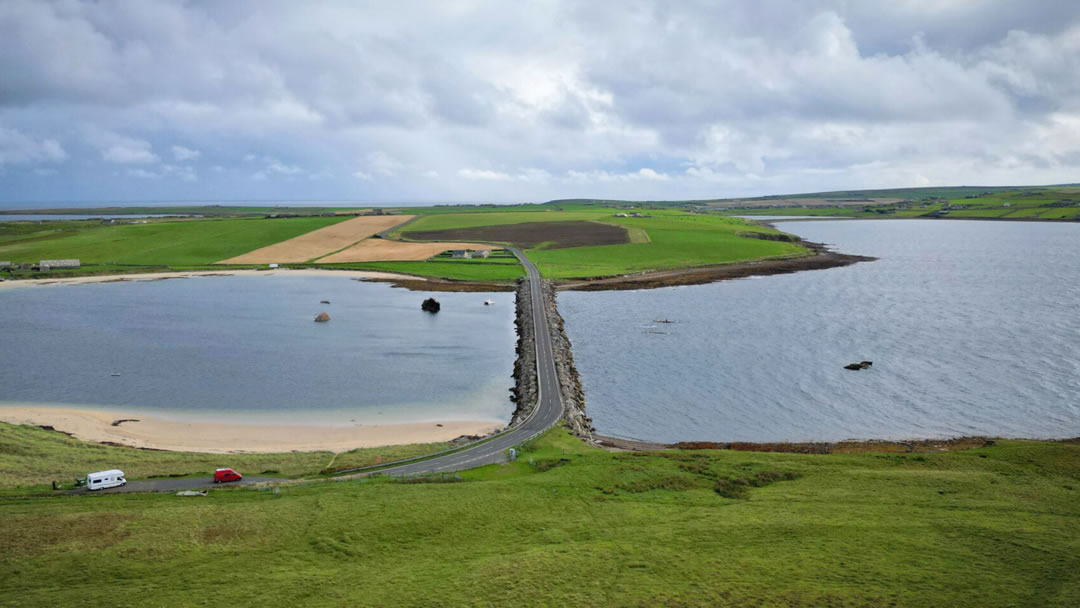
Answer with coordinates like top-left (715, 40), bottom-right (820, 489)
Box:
top-left (509, 277), bottom-right (594, 440)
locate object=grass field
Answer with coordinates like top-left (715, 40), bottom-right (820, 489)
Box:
top-left (1, 426), bottom-right (1076, 606)
top-left (400, 209), bottom-right (804, 279)
top-left (0, 423), bottom-right (450, 490)
top-left (716, 187), bottom-right (1080, 221)
top-left (0, 216), bottom-right (348, 266)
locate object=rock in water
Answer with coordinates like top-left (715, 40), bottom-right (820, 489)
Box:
top-left (421, 298), bottom-right (441, 313)
top-left (314, 312), bottom-right (330, 322)
top-left (844, 363), bottom-right (862, 371)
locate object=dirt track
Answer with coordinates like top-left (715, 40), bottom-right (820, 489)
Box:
top-left (406, 220), bottom-right (630, 249)
top-left (317, 239), bottom-right (493, 262)
top-left (218, 215), bottom-right (414, 264)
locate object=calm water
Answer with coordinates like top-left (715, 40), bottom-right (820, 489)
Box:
top-left (0, 276), bottom-right (515, 425)
top-left (560, 220), bottom-right (1080, 442)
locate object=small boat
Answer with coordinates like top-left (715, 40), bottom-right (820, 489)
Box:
top-left (110, 373), bottom-right (121, 377)
top-left (320, 299), bottom-right (331, 304)
top-left (654, 319), bottom-right (674, 324)
top-left (484, 299), bottom-right (494, 306)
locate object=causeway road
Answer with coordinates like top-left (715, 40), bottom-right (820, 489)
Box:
top-left (370, 246), bottom-right (564, 476)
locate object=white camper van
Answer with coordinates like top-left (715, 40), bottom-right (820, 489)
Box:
top-left (86, 469), bottom-right (126, 491)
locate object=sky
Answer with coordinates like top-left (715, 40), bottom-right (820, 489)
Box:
top-left (1, 0), bottom-right (1079, 206)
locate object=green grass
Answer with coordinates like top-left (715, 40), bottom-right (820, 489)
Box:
top-left (0, 205), bottom-right (366, 217)
top-left (0, 216), bottom-right (348, 266)
top-left (1, 426), bottom-right (1077, 606)
top-left (400, 209), bottom-right (805, 279)
top-left (714, 188), bottom-right (1080, 222)
top-left (318, 261), bottom-right (525, 281)
top-left (531, 214), bottom-right (803, 278)
top-left (0, 423), bottom-right (449, 490)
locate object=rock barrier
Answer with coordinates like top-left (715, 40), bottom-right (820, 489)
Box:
top-left (509, 277), bottom-right (595, 441)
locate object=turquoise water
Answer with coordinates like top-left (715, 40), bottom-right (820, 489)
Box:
top-left (0, 275), bottom-right (516, 425)
top-left (560, 219), bottom-right (1080, 442)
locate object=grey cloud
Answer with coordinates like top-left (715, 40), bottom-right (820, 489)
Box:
top-left (1, 0), bottom-right (1080, 203)
top-left (0, 125), bottom-right (66, 165)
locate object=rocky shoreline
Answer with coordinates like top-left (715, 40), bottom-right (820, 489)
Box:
top-left (509, 277), bottom-right (595, 441)
top-left (594, 435), bottom-right (1004, 454)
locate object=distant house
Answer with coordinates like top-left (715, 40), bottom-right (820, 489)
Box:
top-left (450, 250), bottom-right (471, 259)
top-left (39, 259), bottom-right (80, 270)
top-left (473, 249), bottom-right (491, 259)
top-left (1003, 203), bottom-right (1012, 207)
top-left (629, 212), bottom-right (644, 218)
top-left (0, 261), bottom-right (11, 268)
top-left (614, 213), bottom-right (628, 217)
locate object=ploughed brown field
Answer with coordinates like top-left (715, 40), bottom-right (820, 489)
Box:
top-left (218, 215), bottom-right (414, 264)
top-left (407, 220), bottom-right (629, 249)
top-left (317, 239), bottom-right (494, 262)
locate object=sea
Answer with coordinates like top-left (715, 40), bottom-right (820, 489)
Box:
top-left (0, 275), bottom-right (516, 426)
top-left (559, 219), bottom-right (1080, 442)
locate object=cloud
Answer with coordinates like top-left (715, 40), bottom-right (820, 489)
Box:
top-left (565, 168), bottom-right (670, 182)
top-left (172, 145), bottom-right (200, 161)
top-left (3, 1), bottom-right (1080, 202)
top-left (125, 164), bottom-right (196, 181)
top-left (365, 151), bottom-right (403, 176)
top-left (0, 126), bottom-right (66, 166)
top-left (458, 168), bottom-right (513, 181)
top-left (266, 160), bottom-right (302, 175)
top-left (97, 132), bottom-right (158, 164)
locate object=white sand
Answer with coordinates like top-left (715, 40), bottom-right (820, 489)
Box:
top-left (0, 406), bottom-right (501, 453)
top-left (0, 268), bottom-right (423, 290)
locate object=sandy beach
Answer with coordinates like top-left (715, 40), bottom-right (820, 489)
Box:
top-left (0, 268), bottom-right (424, 290)
top-left (0, 406), bottom-right (501, 453)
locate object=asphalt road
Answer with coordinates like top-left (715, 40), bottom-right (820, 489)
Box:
top-left (370, 246), bottom-right (564, 476)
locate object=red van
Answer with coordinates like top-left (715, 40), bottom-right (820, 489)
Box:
top-left (214, 468), bottom-right (243, 483)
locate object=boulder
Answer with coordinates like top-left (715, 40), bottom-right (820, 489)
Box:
top-left (314, 312), bottom-right (330, 322)
top-left (844, 361), bottom-right (873, 371)
top-left (421, 298), bottom-right (441, 313)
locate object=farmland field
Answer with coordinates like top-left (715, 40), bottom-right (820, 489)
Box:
top-left (716, 186), bottom-right (1080, 221)
top-left (400, 210), bottom-right (805, 279)
top-left (1, 426), bottom-right (1077, 606)
top-left (0, 216), bottom-right (348, 266)
top-left (218, 215), bottom-right (414, 263)
top-left (315, 238), bottom-right (494, 263)
top-left (406, 220), bottom-right (632, 249)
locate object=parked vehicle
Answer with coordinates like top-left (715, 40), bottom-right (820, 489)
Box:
top-left (214, 468), bottom-right (243, 483)
top-left (86, 469), bottom-right (126, 491)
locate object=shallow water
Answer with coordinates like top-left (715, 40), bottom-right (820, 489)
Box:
top-left (0, 275), bottom-right (515, 425)
top-left (560, 219), bottom-right (1080, 442)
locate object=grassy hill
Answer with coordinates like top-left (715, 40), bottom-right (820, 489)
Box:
top-left (1, 426), bottom-right (1077, 606)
